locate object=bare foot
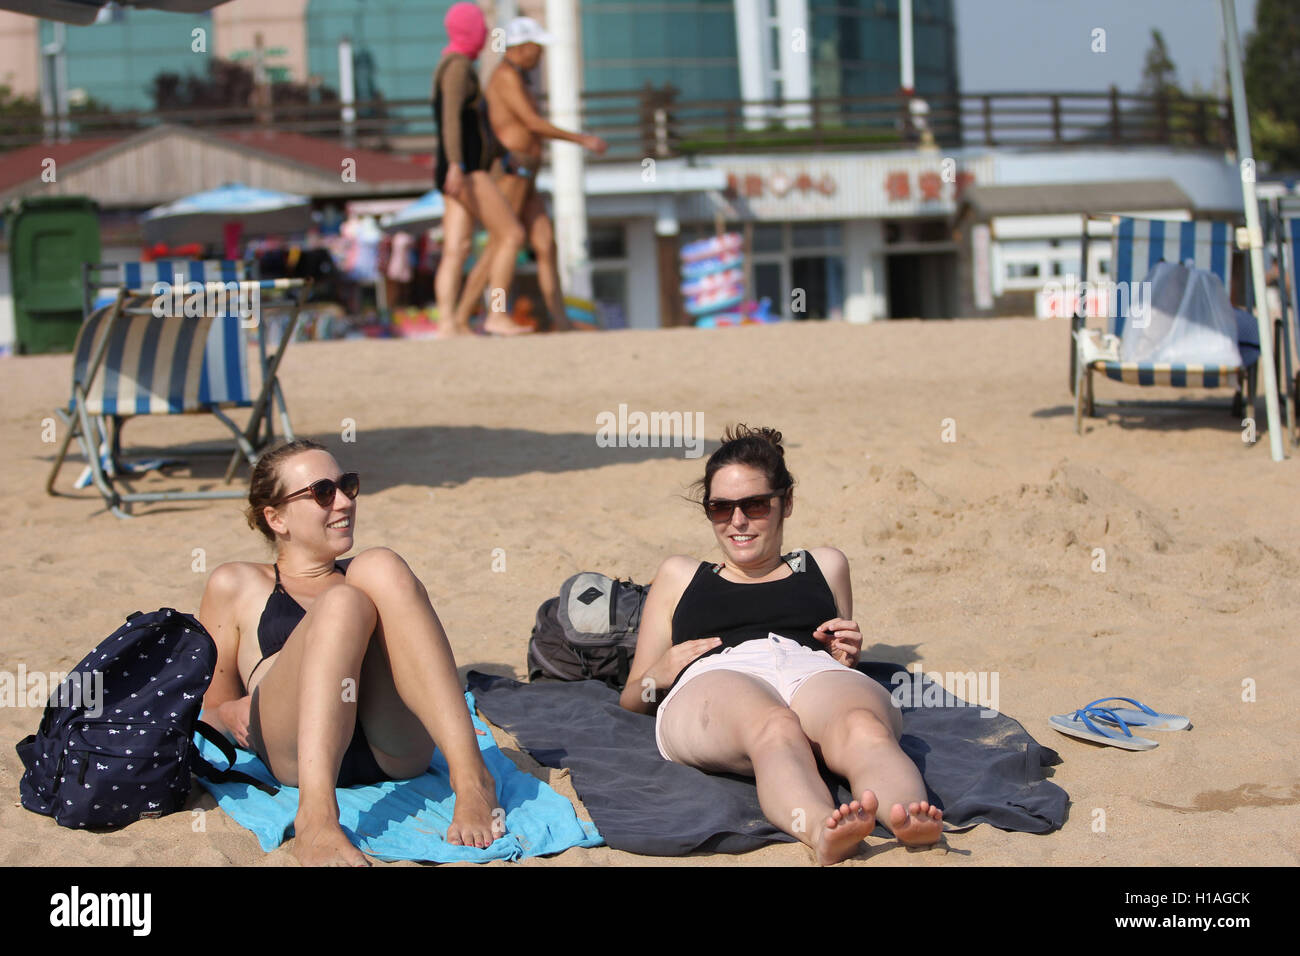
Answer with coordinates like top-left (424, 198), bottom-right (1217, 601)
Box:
top-left (447, 774), bottom-right (502, 848)
top-left (888, 800), bottom-right (944, 846)
top-left (482, 314), bottom-right (534, 336)
top-left (813, 790), bottom-right (879, 865)
top-left (292, 815), bottom-right (370, 867)
top-left (435, 322), bottom-right (474, 338)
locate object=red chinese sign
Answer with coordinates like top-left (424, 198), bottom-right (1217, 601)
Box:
top-left (884, 168), bottom-right (975, 203)
top-left (725, 170), bottom-right (838, 200)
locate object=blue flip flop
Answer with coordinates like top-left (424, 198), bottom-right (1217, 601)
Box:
top-left (1082, 697), bottom-right (1191, 732)
top-left (1048, 706), bottom-right (1159, 751)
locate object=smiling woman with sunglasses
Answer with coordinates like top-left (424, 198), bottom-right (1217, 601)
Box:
top-left (618, 425), bottom-right (943, 865)
top-left (197, 439), bottom-right (500, 866)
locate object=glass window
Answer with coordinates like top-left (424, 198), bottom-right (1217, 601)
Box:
top-left (791, 255), bottom-right (845, 320)
top-left (754, 262), bottom-right (783, 317)
top-left (752, 224), bottom-right (783, 253)
top-left (792, 222), bottom-right (844, 249)
top-left (592, 270), bottom-right (627, 329)
top-left (589, 225), bottom-right (626, 261)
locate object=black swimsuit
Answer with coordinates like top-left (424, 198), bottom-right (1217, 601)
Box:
top-left (667, 550), bottom-right (839, 691)
top-left (246, 559), bottom-right (388, 788)
top-left (431, 53), bottom-right (498, 191)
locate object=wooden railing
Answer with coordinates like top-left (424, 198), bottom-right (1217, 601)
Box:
top-left (1, 87), bottom-right (1234, 158)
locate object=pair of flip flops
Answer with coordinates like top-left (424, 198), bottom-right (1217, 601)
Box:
top-left (1048, 697), bottom-right (1191, 751)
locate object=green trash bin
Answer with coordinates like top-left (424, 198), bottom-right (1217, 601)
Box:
top-left (7, 196), bottom-right (101, 354)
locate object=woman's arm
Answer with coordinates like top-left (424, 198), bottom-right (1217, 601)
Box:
top-left (438, 57), bottom-right (471, 169)
top-left (811, 547), bottom-right (862, 667)
top-left (198, 563), bottom-right (253, 746)
top-left (814, 547), bottom-right (853, 619)
top-left (619, 556), bottom-right (719, 714)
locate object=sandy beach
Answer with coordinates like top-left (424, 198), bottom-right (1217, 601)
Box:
top-left (2, 317), bottom-right (1298, 867)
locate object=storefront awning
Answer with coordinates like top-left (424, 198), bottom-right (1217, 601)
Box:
top-left (534, 160), bottom-right (725, 196)
top-left (959, 179), bottom-right (1193, 220)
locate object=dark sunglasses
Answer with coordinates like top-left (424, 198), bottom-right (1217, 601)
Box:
top-left (273, 473), bottom-right (360, 508)
top-left (703, 488), bottom-right (788, 522)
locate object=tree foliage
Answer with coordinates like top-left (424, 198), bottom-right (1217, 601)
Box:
top-left (1134, 29), bottom-right (1220, 147)
top-left (1244, 0), bottom-right (1300, 171)
top-left (1140, 28), bottom-right (1180, 99)
top-left (0, 84), bottom-right (135, 150)
top-left (149, 59), bottom-right (340, 112)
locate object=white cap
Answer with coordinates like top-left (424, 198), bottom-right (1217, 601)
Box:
top-left (504, 17), bottom-right (554, 48)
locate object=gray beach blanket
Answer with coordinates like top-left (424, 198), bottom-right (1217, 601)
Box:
top-left (467, 663), bottom-right (1067, 857)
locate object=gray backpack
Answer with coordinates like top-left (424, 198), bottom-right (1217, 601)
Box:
top-left (527, 572), bottom-right (648, 689)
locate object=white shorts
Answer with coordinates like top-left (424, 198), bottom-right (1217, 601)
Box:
top-left (654, 633), bottom-right (865, 762)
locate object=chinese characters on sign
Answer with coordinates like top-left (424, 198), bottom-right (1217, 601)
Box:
top-left (724, 167), bottom-right (974, 204)
top-left (884, 168), bottom-right (975, 202)
top-left (725, 171), bottom-right (838, 200)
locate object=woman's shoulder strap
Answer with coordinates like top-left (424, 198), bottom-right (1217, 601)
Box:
top-left (781, 550), bottom-right (809, 573)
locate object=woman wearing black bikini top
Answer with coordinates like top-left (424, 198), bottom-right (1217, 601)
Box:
top-left (198, 439), bottom-right (500, 866)
top-left (619, 425), bottom-right (944, 864)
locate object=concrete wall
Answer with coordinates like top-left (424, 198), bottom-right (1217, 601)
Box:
top-left (844, 219), bottom-right (886, 323)
top-left (0, 11), bottom-right (39, 98)
top-left (624, 217), bottom-right (659, 330)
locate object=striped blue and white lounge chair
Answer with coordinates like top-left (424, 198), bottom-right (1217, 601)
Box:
top-left (45, 259), bottom-right (309, 517)
top-left (1278, 215), bottom-right (1300, 445)
top-left (1073, 217), bottom-right (1254, 434)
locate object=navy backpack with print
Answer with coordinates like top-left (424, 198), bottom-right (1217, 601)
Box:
top-left (16, 607), bottom-right (274, 830)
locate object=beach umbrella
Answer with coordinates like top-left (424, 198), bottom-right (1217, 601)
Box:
top-left (1220, 0), bottom-right (1284, 461)
top-left (141, 183), bottom-right (313, 247)
top-left (381, 189), bottom-right (446, 233)
top-left (0, 1), bottom-right (235, 24)
top-left (0, 1), bottom-right (104, 23)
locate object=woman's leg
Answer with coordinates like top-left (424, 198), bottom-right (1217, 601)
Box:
top-left (341, 548), bottom-right (499, 848)
top-left (251, 584), bottom-right (378, 867)
top-left (450, 170), bottom-right (528, 335)
top-left (789, 670), bottom-right (944, 846)
top-left (434, 195), bottom-right (475, 336)
top-left (658, 670), bottom-right (877, 864)
top-left (454, 237), bottom-right (495, 329)
top-left (453, 174), bottom-right (532, 328)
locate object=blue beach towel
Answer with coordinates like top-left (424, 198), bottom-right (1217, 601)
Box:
top-left (195, 691), bottom-right (602, 862)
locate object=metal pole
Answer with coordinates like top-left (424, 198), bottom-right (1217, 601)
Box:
top-left (55, 22), bottom-right (69, 142)
top-left (777, 0), bottom-right (810, 129)
top-left (899, 0), bottom-right (914, 92)
top-left (40, 23), bottom-right (66, 143)
top-left (1221, 0), bottom-right (1284, 461)
top-left (339, 37), bottom-right (355, 148)
top-left (546, 0), bottom-right (591, 299)
top-left (733, 0), bottom-right (771, 131)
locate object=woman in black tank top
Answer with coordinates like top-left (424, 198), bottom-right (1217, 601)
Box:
top-left (197, 439), bottom-right (502, 866)
top-left (619, 426), bottom-right (945, 864)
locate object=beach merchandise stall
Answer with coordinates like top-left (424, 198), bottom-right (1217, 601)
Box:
top-left (681, 232), bottom-right (777, 328)
top-left (315, 200), bottom-right (438, 338)
top-left (141, 183), bottom-right (313, 260)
